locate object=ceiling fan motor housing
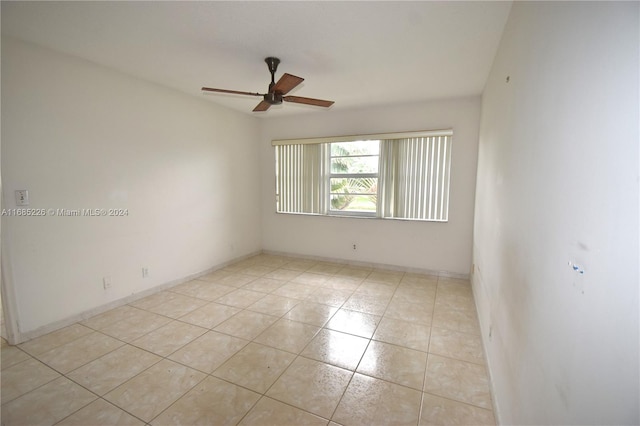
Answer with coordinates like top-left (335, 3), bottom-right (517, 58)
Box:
top-left (264, 92), bottom-right (283, 105)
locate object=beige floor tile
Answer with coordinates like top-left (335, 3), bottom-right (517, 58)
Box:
top-left (281, 259), bottom-right (317, 271)
top-left (322, 276), bottom-right (362, 291)
top-left (1, 357), bottom-right (61, 404)
top-left (57, 398), bottom-right (145, 426)
top-left (129, 291), bottom-right (178, 310)
top-left (301, 329), bottom-right (370, 370)
top-left (307, 263), bottom-right (342, 276)
top-left (262, 269), bottom-right (302, 282)
top-left (253, 255), bottom-right (291, 268)
top-left (104, 359), bottom-right (206, 422)
top-left (216, 273), bottom-right (257, 288)
top-left (1, 376), bottom-right (97, 426)
top-left (267, 357), bottom-right (353, 419)
top-left (284, 301), bottom-right (338, 327)
top-left (436, 280), bottom-right (474, 302)
top-left (431, 308), bottom-right (481, 335)
top-left (146, 294), bottom-right (208, 318)
top-left (213, 310), bottom-right (279, 340)
top-left (401, 273), bottom-right (438, 289)
top-left (435, 291), bottom-right (477, 312)
top-left (420, 392), bottom-right (496, 425)
top-left (169, 331), bottom-right (249, 373)
top-left (198, 269), bottom-right (233, 282)
top-left (247, 294), bottom-right (299, 316)
top-left (67, 344), bottom-right (161, 395)
top-left (357, 341), bottom-right (427, 390)
top-left (215, 288), bottom-right (267, 308)
top-left (243, 277), bottom-right (288, 293)
top-left (37, 331), bottom-right (124, 373)
top-left (437, 277), bottom-right (472, 288)
top-left (325, 309), bottom-right (381, 338)
top-left (366, 270), bottom-right (404, 285)
top-left (18, 323), bottom-right (93, 356)
top-left (132, 321), bottom-right (207, 357)
top-left (241, 264), bottom-right (278, 277)
top-left (81, 306), bottom-right (141, 331)
top-left (273, 282), bottom-right (318, 299)
top-left (384, 299), bottom-right (433, 325)
top-left (183, 282), bottom-right (236, 301)
top-left (228, 258), bottom-right (257, 268)
top-left (373, 317), bottom-right (431, 352)
top-left (342, 293), bottom-right (390, 316)
top-left (178, 302), bottom-right (241, 329)
top-left (168, 278), bottom-right (208, 297)
top-left (1, 344), bottom-right (32, 370)
top-left (335, 266), bottom-right (371, 280)
top-left (424, 354), bottom-right (492, 409)
top-left (355, 281), bottom-right (396, 297)
top-left (212, 342), bottom-right (295, 393)
top-left (393, 287), bottom-right (437, 306)
top-left (99, 309), bottom-right (172, 342)
top-left (333, 373), bottom-right (422, 426)
top-left (239, 396), bottom-right (328, 426)
top-left (150, 376), bottom-right (260, 426)
top-left (254, 318), bottom-right (320, 354)
top-left (306, 287), bottom-right (353, 307)
top-left (222, 263), bottom-right (249, 273)
top-left (429, 327), bottom-right (485, 364)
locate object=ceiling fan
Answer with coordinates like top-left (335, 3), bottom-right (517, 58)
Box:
top-left (201, 57), bottom-right (334, 112)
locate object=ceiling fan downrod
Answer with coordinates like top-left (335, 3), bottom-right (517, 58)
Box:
top-left (265, 57), bottom-right (282, 104)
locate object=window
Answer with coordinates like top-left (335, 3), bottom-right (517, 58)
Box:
top-left (329, 140), bottom-right (379, 215)
top-left (274, 129), bottom-right (452, 222)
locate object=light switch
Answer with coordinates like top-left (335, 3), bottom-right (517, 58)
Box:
top-left (15, 190), bottom-right (29, 206)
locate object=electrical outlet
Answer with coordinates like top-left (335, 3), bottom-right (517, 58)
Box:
top-left (142, 267), bottom-right (149, 278)
top-left (352, 244), bottom-right (357, 250)
top-left (103, 276), bottom-right (112, 290)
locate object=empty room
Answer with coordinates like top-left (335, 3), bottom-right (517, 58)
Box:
top-left (1, 1), bottom-right (638, 425)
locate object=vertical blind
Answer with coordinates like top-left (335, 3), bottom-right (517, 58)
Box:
top-left (275, 130), bottom-right (452, 222)
top-left (275, 144), bottom-right (325, 214)
top-left (387, 135), bottom-right (451, 221)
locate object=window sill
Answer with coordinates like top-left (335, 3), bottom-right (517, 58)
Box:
top-left (275, 211), bottom-right (448, 223)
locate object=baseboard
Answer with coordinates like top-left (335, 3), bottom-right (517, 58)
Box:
top-left (470, 268), bottom-right (502, 425)
top-left (262, 249), bottom-right (470, 280)
top-left (12, 250), bottom-right (261, 345)
top-left (11, 248), bottom-right (465, 344)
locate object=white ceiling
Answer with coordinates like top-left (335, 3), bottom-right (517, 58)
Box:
top-left (1, 1), bottom-right (512, 117)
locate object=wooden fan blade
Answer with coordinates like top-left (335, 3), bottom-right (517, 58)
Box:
top-left (283, 96), bottom-right (334, 108)
top-left (253, 100), bottom-right (271, 112)
top-left (272, 73), bottom-right (304, 95)
top-left (202, 87), bottom-right (262, 97)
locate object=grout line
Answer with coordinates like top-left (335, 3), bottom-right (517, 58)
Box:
top-left (3, 255), bottom-right (492, 425)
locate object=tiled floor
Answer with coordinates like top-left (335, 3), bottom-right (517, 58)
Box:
top-left (1, 254), bottom-right (496, 425)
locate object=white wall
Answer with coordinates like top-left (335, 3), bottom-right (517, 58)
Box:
top-left (1, 38), bottom-right (262, 339)
top-left (260, 98), bottom-right (480, 275)
top-left (474, 2), bottom-right (639, 424)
